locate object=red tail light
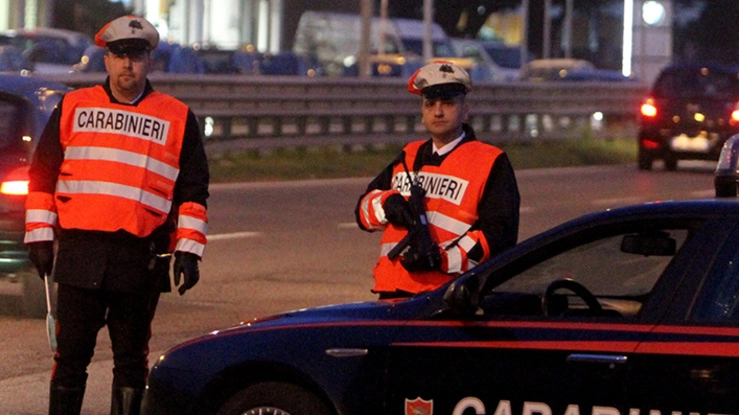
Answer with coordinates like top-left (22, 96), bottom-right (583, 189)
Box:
top-left (732, 104), bottom-right (739, 123)
top-left (641, 98), bottom-right (657, 118)
top-left (1, 166), bottom-right (30, 196)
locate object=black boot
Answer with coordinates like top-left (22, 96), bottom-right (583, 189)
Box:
top-left (49, 384), bottom-right (85, 415)
top-left (110, 387), bottom-right (143, 415)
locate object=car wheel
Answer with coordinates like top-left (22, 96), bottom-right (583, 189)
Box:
top-left (637, 148), bottom-right (653, 170)
top-left (216, 382), bottom-right (332, 415)
top-left (22, 270), bottom-right (46, 318)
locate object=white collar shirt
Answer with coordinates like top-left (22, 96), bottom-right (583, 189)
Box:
top-left (432, 131), bottom-right (466, 156)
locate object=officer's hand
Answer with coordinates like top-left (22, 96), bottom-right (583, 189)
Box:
top-left (28, 241), bottom-right (54, 280)
top-left (400, 244), bottom-right (442, 273)
top-left (383, 193), bottom-right (413, 228)
top-left (173, 252), bottom-right (200, 295)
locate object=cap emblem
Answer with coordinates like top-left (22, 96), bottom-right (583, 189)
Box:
top-left (129, 20), bottom-right (143, 31)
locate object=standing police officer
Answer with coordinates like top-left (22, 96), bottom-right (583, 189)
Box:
top-left (24, 16), bottom-right (209, 415)
top-left (356, 61), bottom-right (520, 299)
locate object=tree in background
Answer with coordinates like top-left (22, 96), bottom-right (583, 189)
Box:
top-left (52, 0), bottom-right (131, 39)
top-left (674, 0), bottom-right (739, 64)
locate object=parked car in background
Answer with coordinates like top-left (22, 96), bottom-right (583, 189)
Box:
top-left (163, 44), bottom-right (207, 74)
top-left (451, 38), bottom-right (521, 82)
top-left (72, 42), bottom-right (318, 76)
top-left (0, 28), bottom-right (92, 74)
top-left (0, 74), bottom-right (70, 317)
top-left (72, 42), bottom-right (208, 74)
top-left (142, 197), bottom-right (739, 415)
top-left (0, 45), bottom-right (33, 73)
top-left (519, 58), bottom-right (634, 83)
top-left (71, 45), bottom-right (106, 73)
top-left (481, 41), bottom-right (524, 78)
top-left (257, 51), bottom-right (322, 76)
top-left (519, 58), bottom-right (595, 81)
top-left (341, 53), bottom-right (423, 78)
top-left (638, 63), bottom-right (739, 171)
top-left (232, 49), bottom-right (323, 76)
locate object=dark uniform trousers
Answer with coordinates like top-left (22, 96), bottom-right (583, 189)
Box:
top-left (53, 285), bottom-right (160, 390)
top-left (50, 229), bottom-right (170, 392)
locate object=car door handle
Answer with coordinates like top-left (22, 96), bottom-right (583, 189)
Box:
top-left (567, 353), bottom-right (628, 365)
top-left (325, 348), bottom-right (369, 358)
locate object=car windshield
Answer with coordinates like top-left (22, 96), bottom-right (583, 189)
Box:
top-left (482, 44), bottom-right (522, 69)
top-left (653, 67), bottom-right (739, 99)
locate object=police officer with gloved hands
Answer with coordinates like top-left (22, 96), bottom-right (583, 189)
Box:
top-left (356, 61), bottom-right (520, 299)
top-left (25, 15), bottom-right (209, 415)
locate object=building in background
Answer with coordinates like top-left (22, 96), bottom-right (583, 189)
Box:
top-left (0, 0), bottom-right (53, 30)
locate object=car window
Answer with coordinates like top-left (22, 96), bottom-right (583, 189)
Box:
top-left (0, 98), bottom-right (23, 151)
top-left (653, 67), bottom-right (739, 99)
top-left (477, 226), bottom-right (691, 319)
top-left (690, 226), bottom-right (739, 323)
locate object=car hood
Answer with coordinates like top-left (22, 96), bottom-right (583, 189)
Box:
top-left (203, 298), bottom-right (427, 337)
top-left (153, 296), bottom-right (436, 369)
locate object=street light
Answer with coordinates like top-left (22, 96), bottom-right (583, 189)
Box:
top-left (622, 0), bottom-right (634, 77)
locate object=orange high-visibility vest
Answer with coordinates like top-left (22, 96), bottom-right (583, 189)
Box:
top-left (26, 86), bottom-right (194, 242)
top-left (370, 140), bottom-right (502, 294)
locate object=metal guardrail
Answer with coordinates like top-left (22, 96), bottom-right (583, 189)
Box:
top-left (45, 73), bottom-right (648, 154)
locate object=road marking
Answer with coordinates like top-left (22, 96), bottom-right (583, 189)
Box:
top-left (208, 231), bottom-right (260, 241)
top-left (338, 222), bottom-right (360, 229)
top-left (591, 197), bottom-right (643, 206)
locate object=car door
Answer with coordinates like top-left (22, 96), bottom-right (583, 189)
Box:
top-left (627, 220), bottom-right (739, 414)
top-left (384, 218), bottom-right (704, 415)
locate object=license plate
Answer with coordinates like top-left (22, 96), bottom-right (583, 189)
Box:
top-left (670, 134), bottom-right (710, 152)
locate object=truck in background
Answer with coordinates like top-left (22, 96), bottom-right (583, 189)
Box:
top-left (293, 11), bottom-right (481, 79)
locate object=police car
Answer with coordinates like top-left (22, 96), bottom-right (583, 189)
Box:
top-left (142, 192), bottom-right (739, 415)
top-left (0, 74), bottom-right (70, 317)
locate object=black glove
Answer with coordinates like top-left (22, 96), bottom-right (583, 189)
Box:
top-left (28, 241), bottom-right (54, 280)
top-left (401, 244), bottom-right (442, 273)
top-left (173, 252), bottom-right (200, 295)
top-left (383, 193), bottom-right (413, 228)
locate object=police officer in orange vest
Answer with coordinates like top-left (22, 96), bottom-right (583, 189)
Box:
top-left (356, 61), bottom-right (520, 299)
top-left (24, 16), bottom-right (209, 415)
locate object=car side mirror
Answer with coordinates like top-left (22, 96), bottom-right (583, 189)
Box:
top-left (443, 276), bottom-right (481, 316)
top-left (620, 232), bottom-right (676, 256)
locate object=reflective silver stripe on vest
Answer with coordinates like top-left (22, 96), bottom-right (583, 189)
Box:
top-left (24, 227), bottom-right (55, 243)
top-left (426, 210), bottom-right (471, 235)
top-left (25, 209), bottom-right (58, 226)
top-left (178, 215), bottom-right (208, 235)
top-left (64, 146), bottom-right (179, 181)
top-left (56, 180), bottom-right (172, 213)
top-left (361, 189), bottom-right (385, 231)
top-left (175, 238), bottom-right (205, 257)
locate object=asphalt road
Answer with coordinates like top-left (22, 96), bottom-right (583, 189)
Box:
top-left (0, 161), bottom-right (718, 415)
